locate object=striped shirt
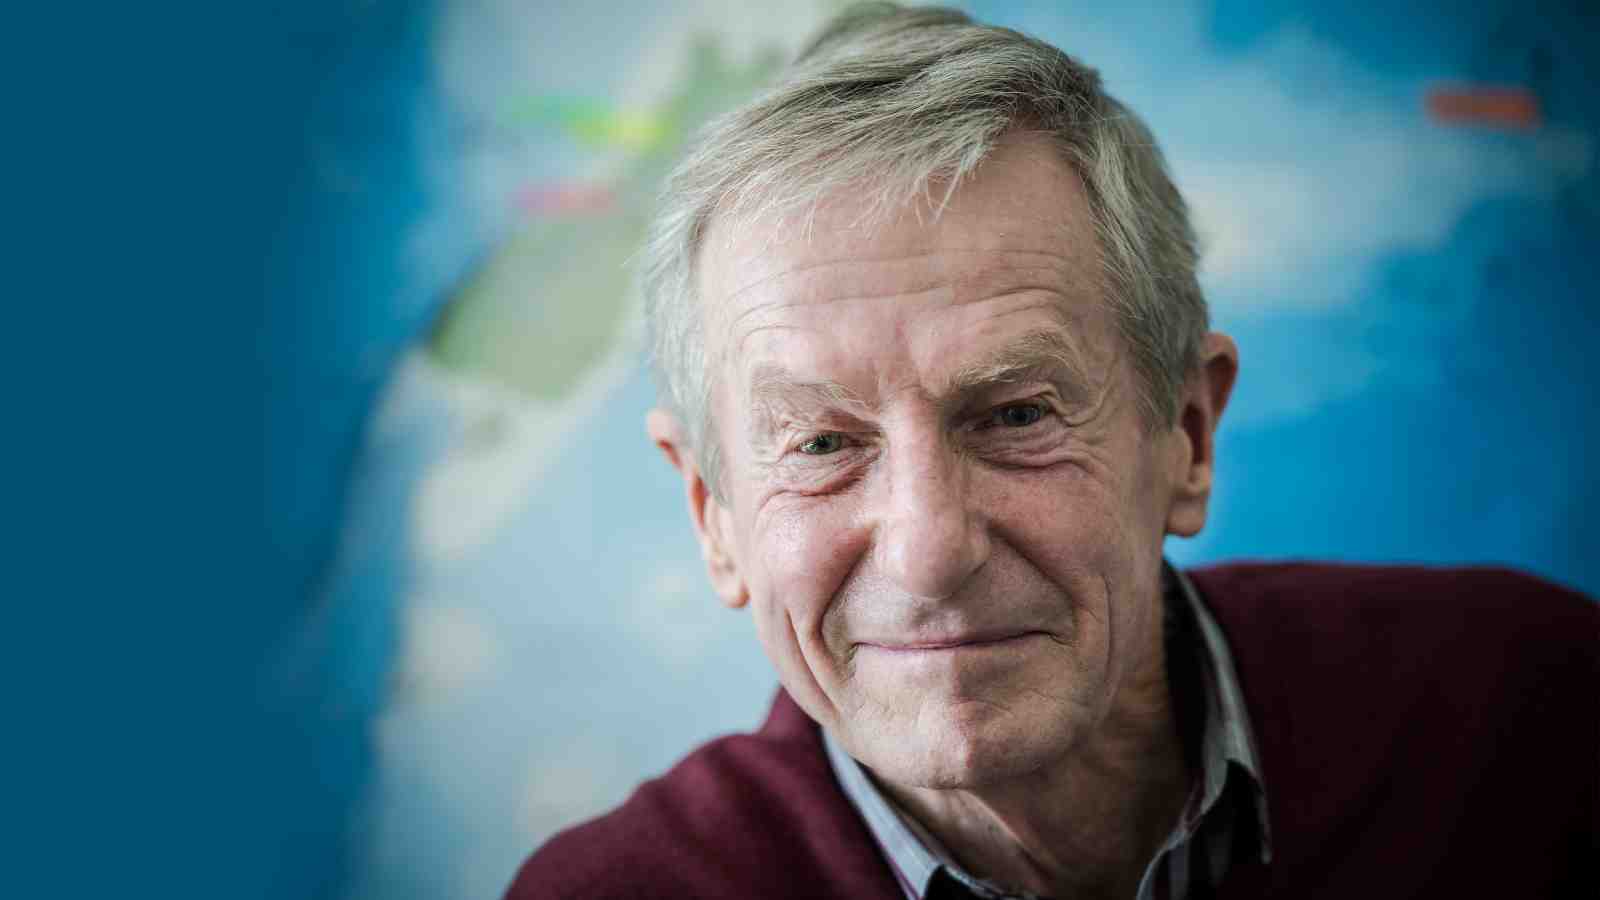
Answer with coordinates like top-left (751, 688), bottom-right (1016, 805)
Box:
top-left (823, 562), bottom-right (1272, 900)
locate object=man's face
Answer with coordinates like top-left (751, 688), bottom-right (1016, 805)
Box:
top-left (687, 135), bottom-right (1195, 789)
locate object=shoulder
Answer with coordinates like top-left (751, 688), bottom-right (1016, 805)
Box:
top-left (504, 692), bottom-right (897, 900)
top-left (1187, 560), bottom-right (1598, 712)
top-left (1186, 561), bottom-right (1598, 883)
top-left (1187, 560), bottom-right (1598, 671)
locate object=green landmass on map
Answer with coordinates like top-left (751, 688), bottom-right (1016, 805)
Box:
top-left (424, 37), bottom-right (786, 403)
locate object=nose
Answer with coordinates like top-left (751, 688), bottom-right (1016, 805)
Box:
top-left (874, 434), bottom-right (990, 599)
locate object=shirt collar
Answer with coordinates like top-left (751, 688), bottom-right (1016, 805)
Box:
top-left (1167, 562), bottom-right (1272, 862)
top-left (823, 560), bottom-right (1272, 898)
top-left (823, 732), bottom-right (947, 898)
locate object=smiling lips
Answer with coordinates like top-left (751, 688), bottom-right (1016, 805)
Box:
top-left (860, 631), bottom-right (1043, 652)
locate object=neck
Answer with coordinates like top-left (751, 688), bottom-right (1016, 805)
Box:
top-left (880, 601), bottom-right (1190, 899)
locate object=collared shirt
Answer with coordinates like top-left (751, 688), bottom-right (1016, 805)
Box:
top-left (824, 562), bottom-right (1272, 900)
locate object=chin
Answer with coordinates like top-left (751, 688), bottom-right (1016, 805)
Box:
top-left (866, 698), bottom-right (1076, 790)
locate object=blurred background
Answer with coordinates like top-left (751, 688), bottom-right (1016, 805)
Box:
top-left (244, 0), bottom-right (1599, 898)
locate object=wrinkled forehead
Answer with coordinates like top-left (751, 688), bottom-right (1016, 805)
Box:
top-left (692, 133), bottom-right (1106, 368)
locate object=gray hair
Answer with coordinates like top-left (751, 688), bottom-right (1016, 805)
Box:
top-left (644, 3), bottom-right (1208, 496)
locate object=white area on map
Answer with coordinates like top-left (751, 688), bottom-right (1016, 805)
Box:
top-left (396, 602), bottom-right (504, 698)
top-left (520, 738), bottom-right (629, 837)
top-left (628, 562), bottom-right (727, 667)
top-left (409, 329), bottom-right (640, 566)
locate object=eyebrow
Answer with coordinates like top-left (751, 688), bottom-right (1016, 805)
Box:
top-left (744, 327), bottom-right (1095, 434)
top-left (746, 366), bottom-right (871, 438)
top-left (941, 328), bottom-right (1094, 403)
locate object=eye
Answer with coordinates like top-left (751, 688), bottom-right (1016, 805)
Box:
top-left (797, 433), bottom-right (846, 455)
top-left (991, 402), bottom-right (1044, 428)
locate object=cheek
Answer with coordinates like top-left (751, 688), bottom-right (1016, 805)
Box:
top-left (982, 461), bottom-right (1128, 566)
top-left (977, 456), bottom-right (1155, 642)
top-left (752, 495), bottom-right (867, 626)
top-left (741, 493), bottom-right (871, 713)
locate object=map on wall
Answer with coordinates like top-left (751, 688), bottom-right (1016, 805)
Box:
top-left (304, 2), bottom-right (1597, 897)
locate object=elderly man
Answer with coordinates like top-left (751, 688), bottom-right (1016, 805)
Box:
top-left (507, 5), bottom-right (1598, 899)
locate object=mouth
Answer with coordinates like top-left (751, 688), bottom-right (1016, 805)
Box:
top-left (859, 631), bottom-right (1044, 653)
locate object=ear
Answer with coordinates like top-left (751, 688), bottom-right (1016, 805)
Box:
top-left (646, 408), bottom-right (748, 609)
top-left (1165, 332), bottom-right (1239, 538)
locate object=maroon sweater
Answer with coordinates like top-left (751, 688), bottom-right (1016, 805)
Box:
top-left (508, 563), bottom-right (1599, 899)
